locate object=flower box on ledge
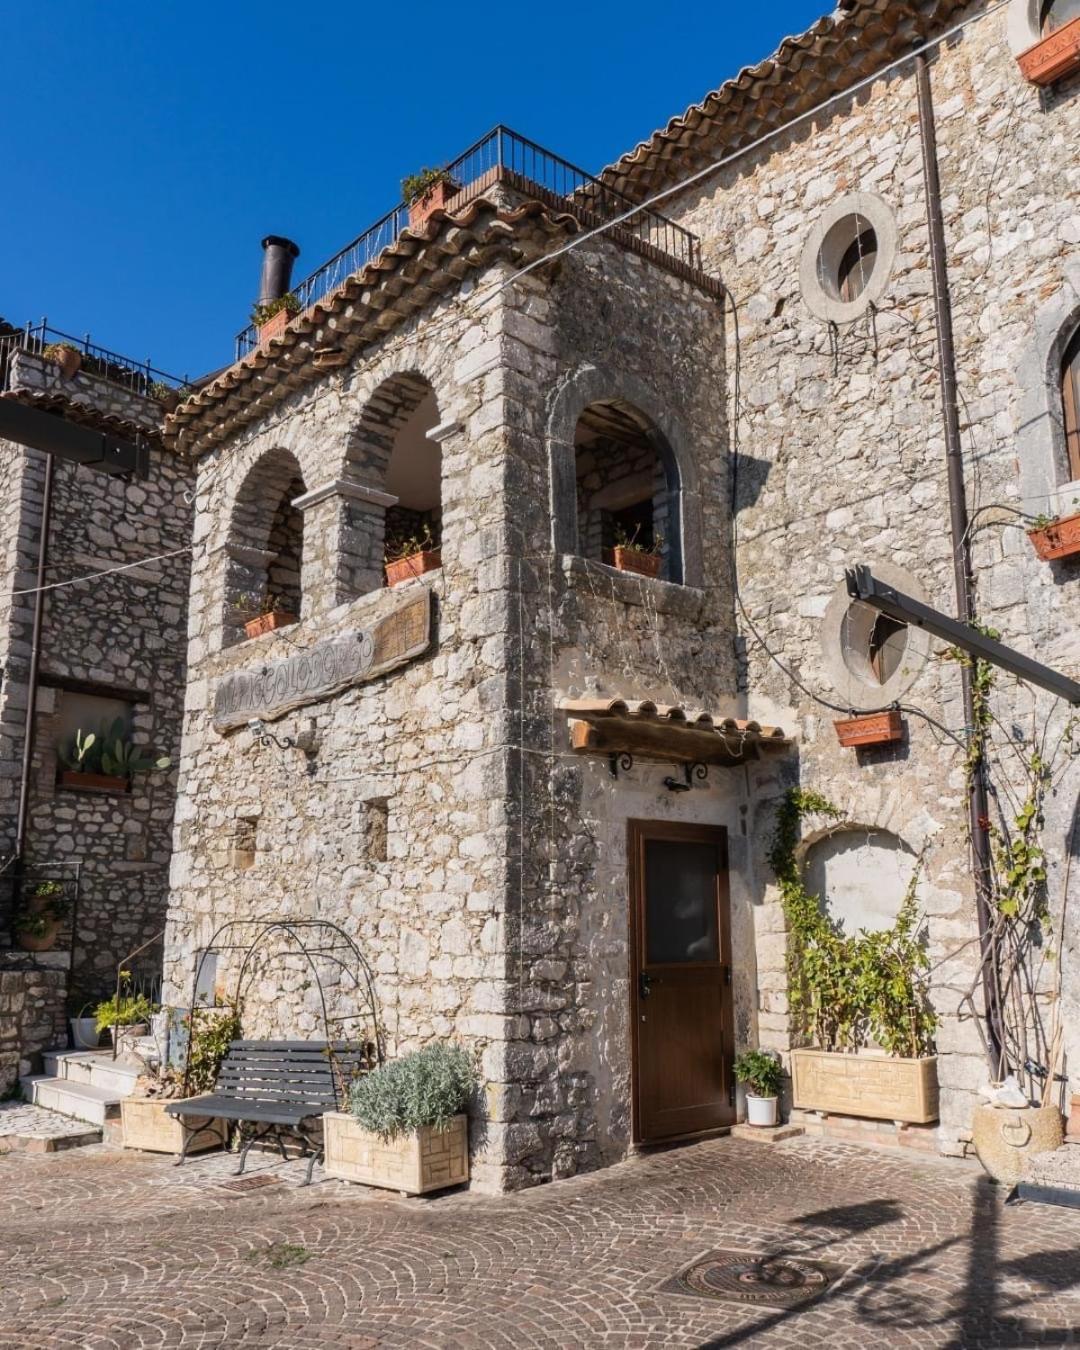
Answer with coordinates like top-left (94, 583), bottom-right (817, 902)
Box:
top-left (258, 308), bottom-right (292, 345)
top-left (608, 547), bottom-right (663, 579)
top-left (833, 709), bottom-right (903, 748)
top-left (791, 1049), bottom-right (939, 1125)
top-left (1027, 511), bottom-right (1080, 562)
top-left (243, 610), bottom-right (297, 640)
top-left (407, 179), bottom-right (460, 230)
top-left (58, 770), bottom-right (129, 793)
top-left (323, 1111), bottom-right (468, 1194)
top-left (1017, 17), bottom-right (1080, 86)
top-left (385, 549), bottom-right (441, 587)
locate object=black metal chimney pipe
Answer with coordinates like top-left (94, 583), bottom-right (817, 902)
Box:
top-left (258, 236), bottom-right (300, 305)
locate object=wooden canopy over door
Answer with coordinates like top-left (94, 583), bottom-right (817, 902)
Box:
top-left (629, 820), bottom-right (735, 1144)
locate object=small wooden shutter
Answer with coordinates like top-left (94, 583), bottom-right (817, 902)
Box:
top-left (1063, 329), bottom-right (1080, 483)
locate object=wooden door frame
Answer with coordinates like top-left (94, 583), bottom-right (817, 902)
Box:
top-left (628, 818), bottom-right (735, 1145)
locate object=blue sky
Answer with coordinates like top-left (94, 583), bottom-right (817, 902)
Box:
top-left (2, 2), bottom-right (826, 379)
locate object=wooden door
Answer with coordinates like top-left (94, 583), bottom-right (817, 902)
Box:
top-left (629, 820), bottom-right (735, 1143)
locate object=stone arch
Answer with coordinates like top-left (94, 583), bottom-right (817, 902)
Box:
top-left (547, 363), bottom-right (703, 587)
top-left (799, 822), bottom-right (918, 935)
top-left (1016, 268), bottom-right (1080, 510)
top-left (222, 446), bottom-right (306, 644)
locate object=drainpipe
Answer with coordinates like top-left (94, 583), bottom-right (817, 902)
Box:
top-left (14, 451), bottom-right (54, 863)
top-left (915, 52), bottom-right (1004, 1073)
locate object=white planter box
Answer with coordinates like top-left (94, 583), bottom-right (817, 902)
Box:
top-left (121, 1098), bottom-right (224, 1155)
top-left (323, 1112), bottom-right (468, 1194)
top-left (791, 1049), bottom-right (939, 1124)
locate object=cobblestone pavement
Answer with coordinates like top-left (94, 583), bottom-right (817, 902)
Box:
top-left (1, 1134), bottom-right (1079, 1349)
top-left (0, 1101), bottom-right (98, 1150)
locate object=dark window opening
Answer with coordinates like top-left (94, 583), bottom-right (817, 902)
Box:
top-left (868, 614), bottom-right (908, 685)
top-left (837, 227), bottom-right (879, 304)
top-left (1062, 326), bottom-right (1080, 482)
top-left (605, 499), bottom-right (655, 554)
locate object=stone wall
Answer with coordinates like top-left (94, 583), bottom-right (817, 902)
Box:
top-left (0, 956), bottom-right (67, 1094)
top-left (657, 0), bottom-right (1080, 1151)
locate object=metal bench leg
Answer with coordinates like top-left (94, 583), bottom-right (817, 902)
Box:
top-left (275, 1129), bottom-right (290, 1162)
top-left (235, 1126), bottom-right (260, 1176)
top-left (174, 1123), bottom-right (196, 1167)
top-left (303, 1146), bottom-right (323, 1187)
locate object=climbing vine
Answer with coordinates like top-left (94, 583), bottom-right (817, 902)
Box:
top-left (768, 788), bottom-right (937, 1059)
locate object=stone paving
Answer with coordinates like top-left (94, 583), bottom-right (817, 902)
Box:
top-left (1, 1134), bottom-right (1079, 1348)
top-left (0, 1101), bottom-right (98, 1151)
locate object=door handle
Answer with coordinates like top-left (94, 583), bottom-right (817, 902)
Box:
top-left (639, 970), bottom-right (658, 1000)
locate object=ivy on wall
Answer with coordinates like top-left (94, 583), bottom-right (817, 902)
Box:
top-left (768, 788), bottom-right (937, 1058)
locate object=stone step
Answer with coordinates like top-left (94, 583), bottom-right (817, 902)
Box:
top-left (42, 1050), bottom-right (143, 1097)
top-left (21, 1076), bottom-right (124, 1126)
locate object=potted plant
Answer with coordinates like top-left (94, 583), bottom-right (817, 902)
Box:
top-left (232, 590), bottom-right (299, 639)
top-left (149, 380), bottom-right (181, 412)
top-left (833, 709), bottom-right (904, 748)
top-left (607, 524), bottom-right (664, 579)
top-left (773, 789), bottom-right (940, 1125)
top-left (1027, 508), bottom-right (1080, 562)
top-left (57, 719), bottom-right (169, 792)
top-left (735, 1049), bottom-right (783, 1127)
top-left (42, 340), bottom-right (82, 378)
top-left (402, 168), bottom-right (461, 229)
top-left (323, 1042), bottom-right (474, 1194)
top-left (12, 880), bottom-right (69, 954)
top-left (251, 292), bottom-right (301, 346)
top-left (121, 1004), bottom-right (238, 1155)
top-left (94, 984), bottom-right (155, 1056)
top-left (1017, 13), bottom-right (1080, 86)
top-left (68, 991), bottom-right (101, 1050)
top-left (384, 523), bottom-right (441, 587)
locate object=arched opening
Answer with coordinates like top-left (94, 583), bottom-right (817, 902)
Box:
top-left (573, 398), bottom-right (682, 583)
top-left (1061, 325), bottom-right (1080, 482)
top-left (383, 389), bottom-right (442, 578)
top-left (803, 827), bottom-right (917, 934)
top-left (224, 448), bottom-right (306, 644)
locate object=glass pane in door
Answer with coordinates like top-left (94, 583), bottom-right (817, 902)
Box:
top-left (644, 840), bottom-right (719, 964)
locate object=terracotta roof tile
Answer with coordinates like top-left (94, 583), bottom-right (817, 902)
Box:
top-left (559, 696), bottom-right (790, 767)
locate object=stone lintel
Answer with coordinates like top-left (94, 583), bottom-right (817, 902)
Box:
top-left (427, 419), bottom-right (465, 444)
top-left (219, 543), bottom-right (276, 569)
top-left (291, 479), bottom-right (399, 511)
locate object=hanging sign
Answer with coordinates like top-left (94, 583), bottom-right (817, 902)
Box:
top-left (212, 590), bottom-right (431, 731)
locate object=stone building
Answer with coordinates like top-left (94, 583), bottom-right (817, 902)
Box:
top-left (162, 0), bottom-right (1080, 1190)
top-left (0, 325), bottom-right (192, 1091)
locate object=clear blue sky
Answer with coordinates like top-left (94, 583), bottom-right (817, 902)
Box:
top-left (2, 2), bottom-right (826, 380)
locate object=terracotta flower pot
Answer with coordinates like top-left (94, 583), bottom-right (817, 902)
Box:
top-left (385, 549), bottom-right (442, 587)
top-left (608, 547), bottom-right (663, 579)
top-left (243, 610), bottom-right (298, 639)
top-left (47, 347), bottom-right (82, 378)
top-left (258, 308), bottom-right (291, 345)
top-left (58, 770), bottom-right (130, 793)
top-left (1017, 16), bottom-right (1080, 86)
top-left (407, 179), bottom-right (459, 229)
top-left (834, 710), bottom-right (904, 748)
top-left (1027, 511), bottom-right (1080, 562)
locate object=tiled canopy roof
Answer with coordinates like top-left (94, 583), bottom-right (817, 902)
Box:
top-left (1, 388), bottom-right (167, 447)
top-left (560, 697), bottom-right (789, 767)
top-left (601, 0), bottom-right (969, 203)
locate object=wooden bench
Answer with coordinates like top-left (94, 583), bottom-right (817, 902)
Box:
top-left (166, 1040), bottom-right (371, 1185)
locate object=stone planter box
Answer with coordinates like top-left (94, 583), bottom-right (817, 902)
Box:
top-left (833, 710), bottom-right (903, 748)
top-left (121, 1098), bottom-right (224, 1156)
top-left (791, 1049), bottom-right (939, 1124)
top-left (1017, 17), bottom-right (1080, 86)
top-left (1027, 511), bottom-right (1080, 562)
top-left (323, 1111), bottom-right (468, 1194)
top-left (243, 610), bottom-right (297, 639)
top-left (972, 1102), bottom-right (1064, 1187)
top-left (407, 179), bottom-right (460, 229)
top-left (57, 770), bottom-right (129, 793)
top-left (385, 549), bottom-right (441, 587)
top-left (608, 547), bottom-right (662, 579)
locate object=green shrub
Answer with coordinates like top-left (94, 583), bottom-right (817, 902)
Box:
top-left (734, 1049), bottom-right (783, 1098)
top-left (349, 1042), bottom-right (475, 1140)
top-left (183, 1005), bottom-right (242, 1093)
top-left (401, 167), bottom-right (458, 205)
top-left (94, 992), bottom-right (154, 1033)
top-left (250, 292), bottom-right (301, 328)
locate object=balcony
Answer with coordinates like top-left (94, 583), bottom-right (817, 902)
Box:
top-left (0, 320), bottom-right (187, 402)
top-left (234, 126), bottom-right (707, 359)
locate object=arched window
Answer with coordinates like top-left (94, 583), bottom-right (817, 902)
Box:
top-left (224, 448), bottom-right (306, 645)
top-left (836, 226), bottom-right (879, 304)
top-left (573, 398), bottom-right (681, 583)
top-left (1041, 0), bottom-right (1080, 32)
top-left (1062, 326), bottom-right (1080, 482)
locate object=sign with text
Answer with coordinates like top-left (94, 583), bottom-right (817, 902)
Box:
top-left (212, 591), bottom-right (431, 731)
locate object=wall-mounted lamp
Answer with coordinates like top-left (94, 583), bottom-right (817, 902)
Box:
top-left (248, 718), bottom-right (295, 751)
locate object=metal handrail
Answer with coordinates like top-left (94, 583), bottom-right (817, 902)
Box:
top-left (0, 320), bottom-right (187, 398)
top-left (234, 125), bottom-right (704, 358)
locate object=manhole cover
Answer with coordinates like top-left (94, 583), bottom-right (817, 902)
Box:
top-left (219, 1174), bottom-right (283, 1193)
top-left (661, 1249), bottom-right (847, 1309)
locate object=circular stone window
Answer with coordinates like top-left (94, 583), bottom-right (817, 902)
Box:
top-left (799, 193), bottom-right (898, 323)
top-left (820, 562), bottom-right (931, 712)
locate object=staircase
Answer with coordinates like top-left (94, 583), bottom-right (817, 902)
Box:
top-left (21, 1045), bottom-right (154, 1133)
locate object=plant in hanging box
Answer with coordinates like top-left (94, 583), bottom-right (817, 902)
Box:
top-left (42, 340), bottom-right (82, 378)
top-left (607, 524), bottom-right (664, 579)
top-left (57, 719), bottom-right (169, 791)
top-left (1017, 15), bottom-right (1080, 86)
top-left (771, 788), bottom-right (940, 1125)
top-left (251, 292), bottom-right (301, 344)
top-left (734, 1049), bottom-right (783, 1128)
top-left (1027, 507), bottom-right (1080, 562)
top-left (833, 708), bottom-right (904, 748)
top-left (402, 167), bottom-right (462, 229)
top-left (232, 591), bottom-right (299, 639)
top-left (325, 1043), bottom-right (475, 1194)
top-left (384, 523), bottom-right (441, 587)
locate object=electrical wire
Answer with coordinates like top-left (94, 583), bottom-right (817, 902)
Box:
top-left (9, 546), bottom-right (193, 597)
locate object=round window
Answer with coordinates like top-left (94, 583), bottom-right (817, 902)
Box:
top-left (840, 602), bottom-right (910, 686)
top-left (820, 216), bottom-right (880, 305)
top-left (799, 193), bottom-right (898, 323)
top-left (821, 565), bottom-right (930, 712)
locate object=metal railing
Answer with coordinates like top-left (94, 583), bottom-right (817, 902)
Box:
top-left (234, 125), bottom-right (704, 358)
top-left (0, 320), bottom-right (188, 399)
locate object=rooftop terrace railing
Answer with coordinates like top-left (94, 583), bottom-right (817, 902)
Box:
top-left (234, 125), bottom-right (704, 359)
top-left (0, 320), bottom-right (188, 399)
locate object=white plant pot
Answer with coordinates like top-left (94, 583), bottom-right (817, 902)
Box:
top-left (746, 1094), bottom-right (779, 1127)
top-left (70, 1017), bottom-right (100, 1050)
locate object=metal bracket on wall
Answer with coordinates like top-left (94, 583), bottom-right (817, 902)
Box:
top-left (663, 762), bottom-right (708, 793)
top-left (608, 752), bottom-right (634, 779)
